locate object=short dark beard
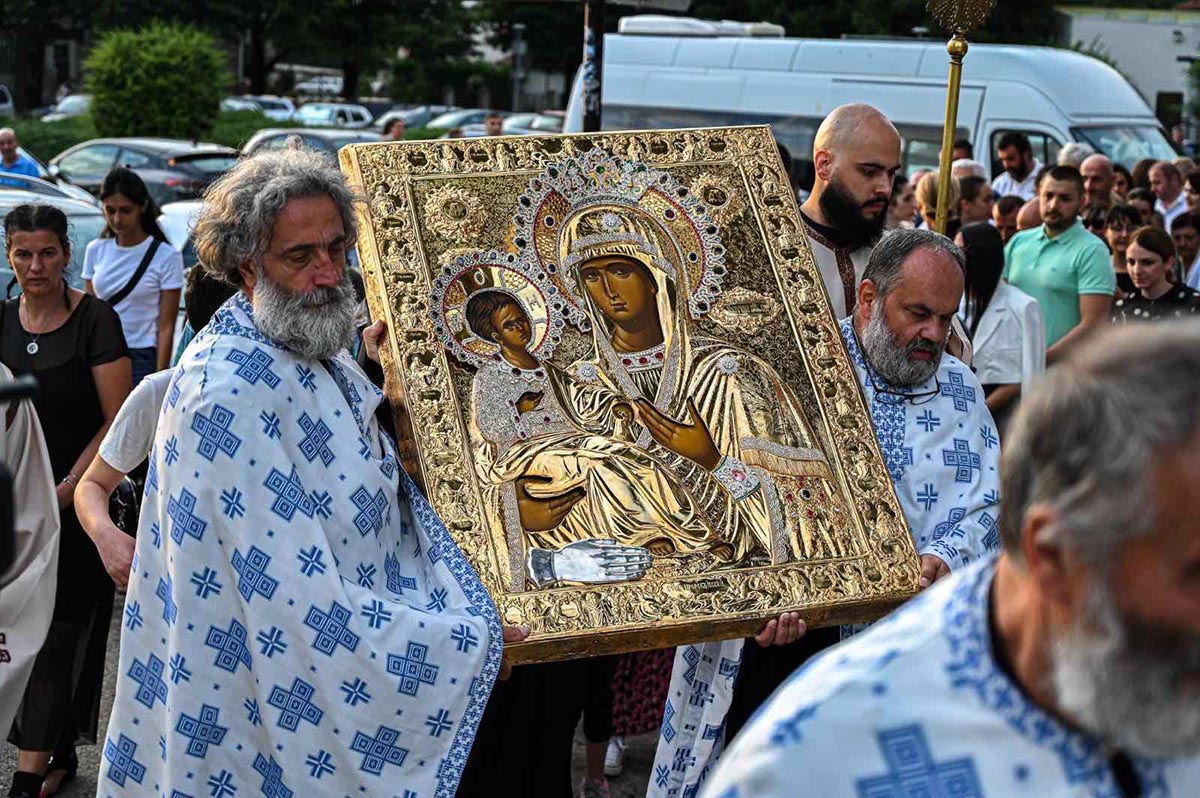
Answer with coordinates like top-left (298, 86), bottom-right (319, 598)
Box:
top-left (818, 176), bottom-right (887, 250)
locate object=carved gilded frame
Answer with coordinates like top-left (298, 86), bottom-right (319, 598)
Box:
top-left (340, 126), bottom-right (919, 663)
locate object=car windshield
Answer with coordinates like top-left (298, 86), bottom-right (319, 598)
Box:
top-left (254, 98), bottom-right (289, 112)
top-left (427, 110), bottom-right (479, 128)
top-left (298, 106), bottom-right (335, 122)
top-left (1072, 126), bottom-right (1177, 169)
top-left (56, 95), bottom-right (89, 113)
top-left (176, 155), bottom-right (238, 175)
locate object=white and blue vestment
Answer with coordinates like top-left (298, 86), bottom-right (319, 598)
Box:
top-left (701, 558), bottom-right (1200, 797)
top-left (99, 294), bottom-right (501, 798)
top-left (647, 317), bottom-right (1001, 798)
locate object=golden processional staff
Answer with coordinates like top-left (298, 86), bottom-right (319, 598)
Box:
top-left (930, 0), bottom-right (998, 235)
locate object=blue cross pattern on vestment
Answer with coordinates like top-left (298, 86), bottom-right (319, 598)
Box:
top-left (232, 545), bottom-right (279, 603)
top-left (384, 552), bottom-right (417, 595)
top-left (298, 412), bottom-right (336, 467)
top-left (104, 734), bottom-right (146, 787)
top-left (175, 703), bottom-right (228, 758)
top-left (205, 619), bottom-right (252, 673)
top-left (254, 754), bottom-right (294, 798)
top-left (939, 371), bottom-right (978, 413)
top-left (306, 749), bottom-right (336, 779)
top-left (916, 410), bottom-right (941, 432)
top-left (227, 346), bottom-right (281, 388)
top-left (682, 645), bottom-right (700, 684)
top-left (661, 699), bottom-right (676, 743)
top-left (207, 770), bottom-right (236, 798)
top-left (167, 488), bottom-right (208, 545)
top-left (156, 575), bottom-right (177, 625)
top-left (386, 641), bottom-right (440, 696)
top-left (931, 507), bottom-right (968, 544)
top-left (351, 485), bottom-right (390, 538)
top-left (264, 466), bottom-right (316, 521)
top-left (856, 723), bottom-right (983, 798)
top-left (127, 653), bottom-right (169, 709)
top-left (451, 623), bottom-right (479, 653)
top-left (942, 439), bottom-right (982, 484)
top-left (190, 404), bottom-right (243, 462)
top-left (916, 484), bottom-right (939, 512)
top-left (267, 677), bottom-right (324, 732)
top-left (304, 601), bottom-right (361, 656)
top-left (426, 709), bottom-right (454, 737)
top-left (980, 512), bottom-right (1000, 551)
top-left (350, 725), bottom-right (409, 775)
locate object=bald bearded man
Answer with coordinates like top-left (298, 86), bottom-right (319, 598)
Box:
top-left (800, 103), bottom-right (902, 318)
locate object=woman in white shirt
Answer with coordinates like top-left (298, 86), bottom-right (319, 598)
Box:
top-left (955, 222), bottom-right (1045, 433)
top-left (83, 167), bottom-right (183, 385)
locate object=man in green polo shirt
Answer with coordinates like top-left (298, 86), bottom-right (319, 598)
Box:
top-left (1004, 164), bottom-right (1115, 362)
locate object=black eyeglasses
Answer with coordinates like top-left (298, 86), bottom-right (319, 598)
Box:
top-left (866, 368), bottom-right (942, 406)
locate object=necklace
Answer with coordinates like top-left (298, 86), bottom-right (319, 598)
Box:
top-left (25, 333), bottom-right (40, 356)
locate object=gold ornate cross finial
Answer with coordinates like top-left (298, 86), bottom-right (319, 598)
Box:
top-left (927, 0), bottom-right (995, 32)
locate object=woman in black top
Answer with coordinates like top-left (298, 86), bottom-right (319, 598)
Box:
top-left (3, 204), bottom-right (130, 798)
top-left (1105, 204), bottom-right (1141, 296)
top-left (1111, 226), bottom-right (1200, 323)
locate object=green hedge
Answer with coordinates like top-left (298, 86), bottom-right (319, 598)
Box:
top-left (85, 24), bottom-right (228, 139)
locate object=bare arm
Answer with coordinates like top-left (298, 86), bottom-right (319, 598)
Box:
top-left (986, 384), bottom-right (1021, 414)
top-left (156, 288), bottom-right (181, 371)
top-left (1046, 294), bottom-right (1113, 364)
top-left (57, 357), bottom-right (131, 509)
top-left (75, 455), bottom-right (135, 589)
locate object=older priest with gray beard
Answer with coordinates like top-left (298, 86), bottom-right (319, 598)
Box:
top-left (99, 150), bottom-right (507, 798)
top-left (703, 321), bottom-right (1200, 797)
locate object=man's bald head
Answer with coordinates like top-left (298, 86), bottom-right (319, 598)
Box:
top-left (1081, 154), bottom-right (1114, 208)
top-left (0, 128), bottom-right (18, 164)
top-left (806, 103), bottom-right (902, 248)
top-left (813, 103), bottom-right (900, 156)
top-left (1017, 197), bottom-right (1042, 231)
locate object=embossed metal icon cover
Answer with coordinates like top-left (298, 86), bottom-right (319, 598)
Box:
top-left (341, 127), bottom-right (919, 663)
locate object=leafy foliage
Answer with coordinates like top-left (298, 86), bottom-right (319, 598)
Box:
top-left (10, 115), bottom-right (98, 163)
top-left (84, 24), bottom-right (229, 139)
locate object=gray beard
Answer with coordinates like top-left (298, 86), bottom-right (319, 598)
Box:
top-left (1051, 583), bottom-right (1200, 758)
top-left (252, 269), bottom-right (357, 361)
top-left (860, 302), bottom-right (943, 387)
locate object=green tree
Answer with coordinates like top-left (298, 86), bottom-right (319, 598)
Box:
top-left (0, 0), bottom-right (93, 109)
top-left (84, 24), bottom-right (229, 138)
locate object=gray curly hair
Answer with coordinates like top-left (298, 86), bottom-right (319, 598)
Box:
top-left (194, 148), bottom-right (358, 287)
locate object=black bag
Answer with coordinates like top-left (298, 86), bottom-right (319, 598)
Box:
top-left (109, 475), bottom-right (140, 537)
top-left (104, 237), bottom-right (163, 308)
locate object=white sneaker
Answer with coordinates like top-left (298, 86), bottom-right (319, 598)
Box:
top-left (603, 736), bottom-right (626, 777)
top-left (580, 776), bottom-right (611, 798)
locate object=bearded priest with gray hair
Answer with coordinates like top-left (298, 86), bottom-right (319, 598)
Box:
top-left (98, 150), bottom-right (508, 798)
top-left (702, 321), bottom-right (1200, 797)
top-left (650, 228), bottom-right (1001, 798)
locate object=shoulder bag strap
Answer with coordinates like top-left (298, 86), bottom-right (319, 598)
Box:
top-left (105, 237), bottom-right (163, 308)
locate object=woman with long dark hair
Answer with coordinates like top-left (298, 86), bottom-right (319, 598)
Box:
top-left (2, 204), bottom-right (130, 798)
top-left (83, 166), bottom-right (183, 385)
top-left (955, 222), bottom-right (1044, 431)
top-left (1111, 226), bottom-right (1200, 322)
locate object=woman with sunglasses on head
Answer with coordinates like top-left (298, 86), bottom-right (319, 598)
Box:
top-left (954, 222), bottom-right (1044, 433)
top-left (2, 204), bottom-right (131, 798)
top-left (1111, 226), bottom-right (1200, 323)
top-left (1105, 204), bottom-right (1142, 296)
top-left (83, 167), bottom-right (183, 386)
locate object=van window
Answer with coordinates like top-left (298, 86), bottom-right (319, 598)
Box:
top-left (988, 130), bottom-right (1061, 180)
top-left (897, 124), bottom-right (971, 175)
top-left (1071, 126), bottom-right (1176, 170)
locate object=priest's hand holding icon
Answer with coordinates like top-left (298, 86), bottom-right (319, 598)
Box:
top-left (634, 398), bottom-right (722, 470)
top-left (754, 612), bottom-right (807, 647)
top-left (919, 554), bottom-right (950, 588)
top-left (500, 624), bottom-right (530, 680)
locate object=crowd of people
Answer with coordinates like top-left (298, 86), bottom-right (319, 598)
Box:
top-left (0, 100), bottom-right (1195, 798)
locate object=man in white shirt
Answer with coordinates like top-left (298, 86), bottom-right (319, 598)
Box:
top-left (701, 323), bottom-right (1200, 798)
top-left (799, 103), bottom-right (901, 319)
top-left (1151, 160), bottom-right (1188, 230)
top-left (990, 131), bottom-right (1043, 201)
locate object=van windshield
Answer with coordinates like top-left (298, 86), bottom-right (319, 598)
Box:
top-left (1072, 126), bottom-right (1176, 169)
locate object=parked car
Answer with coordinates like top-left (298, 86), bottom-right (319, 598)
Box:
top-left (241, 95), bottom-right (297, 122)
top-left (11, 147), bottom-right (98, 204)
top-left (372, 105), bottom-right (454, 133)
top-left (221, 96), bottom-right (262, 113)
top-left (0, 84), bottom-right (13, 118)
top-left (447, 125), bottom-right (491, 138)
top-left (41, 93), bottom-right (91, 122)
top-left (241, 128), bottom-right (381, 159)
top-left (158, 200), bottom-right (203, 271)
top-left (0, 187), bottom-right (105, 293)
top-left (502, 112), bottom-right (565, 136)
top-left (295, 102), bottom-right (373, 129)
top-left (48, 138), bottom-right (239, 205)
top-left (426, 108), bottom-right (496, 131)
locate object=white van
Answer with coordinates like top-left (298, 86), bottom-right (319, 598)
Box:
top-left (564, 16), bottom-right (1178, 182)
